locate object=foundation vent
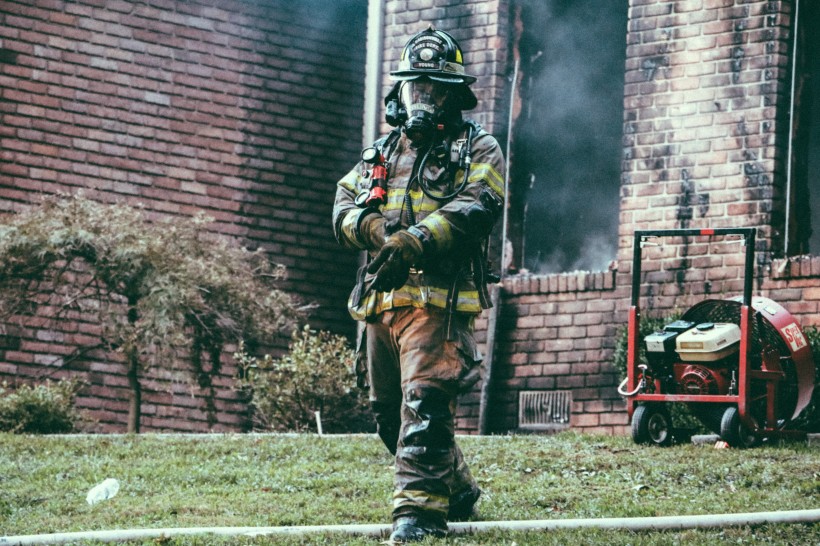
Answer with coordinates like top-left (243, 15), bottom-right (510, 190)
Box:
top-left (518, 390), bottom-right (572, 431)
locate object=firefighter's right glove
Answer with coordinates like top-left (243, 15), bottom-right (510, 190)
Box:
top-left (366, 230), bottom-right (423, 292)
top-left (358, 211), bottom-right (387, 252)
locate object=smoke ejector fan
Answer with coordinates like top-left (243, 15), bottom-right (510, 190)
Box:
top-left (621, 228), bottom-right (816, 447)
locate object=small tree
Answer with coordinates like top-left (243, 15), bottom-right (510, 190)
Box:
top-left (236, 326), bottom-right (373, 433)
top-left (0, 379), bottom-right (84, 434)
top-left (0, 194), bottom-right (302, 432)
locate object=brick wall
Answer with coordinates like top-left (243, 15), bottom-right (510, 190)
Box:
top-left (458, 268), bottom-right (626, 435)
top-left (618, 0), bottom-right (799, 317)
top-left (458, 0), bottom-right (817, 436)
top-left (0, 0), bottom-right (367, 431)
top-left (620, 0), bottom-right (790, 255)
top-left (2, 0), bottom-right (815, 436)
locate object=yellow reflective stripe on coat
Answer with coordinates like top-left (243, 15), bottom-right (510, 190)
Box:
top-left (467, 162), bottom-right (504, 197)
top-left (418, 213), bottom-right (452, 244)
top-left (338, 170), bottom-right (363, 192)
top-left (427, 286), bottom-right (480, 310)
top-left (383, 188), bottom-right (441, 214)
top-left (348, 287), bottom-right (482, 321)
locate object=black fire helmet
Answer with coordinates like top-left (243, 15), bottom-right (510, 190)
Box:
top-left (387, 26), bottom-right (478, 111)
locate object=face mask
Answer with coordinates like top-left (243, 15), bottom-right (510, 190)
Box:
top-left (399, 80), bottom-right (451, 145)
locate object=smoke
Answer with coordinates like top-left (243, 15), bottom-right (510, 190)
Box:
top-left (511, 0), bottom-right (627, 274)
top-left (535, 233), bottom-right (617, 275)
top-left (809, 12), bottom-right (820, 253)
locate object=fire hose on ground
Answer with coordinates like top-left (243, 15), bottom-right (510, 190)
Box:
top-left (2, 509), bottom-right (819, 545)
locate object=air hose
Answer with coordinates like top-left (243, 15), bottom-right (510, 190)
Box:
top-left (617, 364), bottom-right (647, 396)
top-left (415, 122), bottom-right (475, 202)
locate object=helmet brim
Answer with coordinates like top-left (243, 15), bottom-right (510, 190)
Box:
top-left (390, 70), bottom-right (477, 85)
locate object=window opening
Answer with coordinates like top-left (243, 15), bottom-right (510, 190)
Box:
top-left (506, 0), bottom-right (627, 274)
top-left (787, 0), bottom-right (819, 256)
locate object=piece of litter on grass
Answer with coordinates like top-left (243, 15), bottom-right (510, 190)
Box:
top-left (86, 478), bottom-right (120, 505)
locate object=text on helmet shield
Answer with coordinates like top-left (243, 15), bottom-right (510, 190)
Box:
top-left (409, 103), bottom-right (435, 114)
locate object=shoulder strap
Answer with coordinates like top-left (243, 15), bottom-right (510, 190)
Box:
top-left (463, 118), bottom-right (481, 132)
top-left (378, 128), bottom-right (402, 159)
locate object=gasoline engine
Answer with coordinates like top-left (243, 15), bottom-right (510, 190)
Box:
top-left (645, 319), bottom-right (739, 398)
top-left (623, 228), bottom-right (816, 447)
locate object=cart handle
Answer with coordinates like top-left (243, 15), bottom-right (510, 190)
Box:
top-left (631, 228), bottom-right (756, 307)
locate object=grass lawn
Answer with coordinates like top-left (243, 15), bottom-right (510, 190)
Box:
top-left (1, 432), bottom-right (818, 545)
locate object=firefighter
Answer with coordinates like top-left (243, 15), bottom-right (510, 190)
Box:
top-left (332, 26), bottom-right (505, 542)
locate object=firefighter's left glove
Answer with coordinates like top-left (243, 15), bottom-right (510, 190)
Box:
top-left (367, 230), bottom-right (423, 292)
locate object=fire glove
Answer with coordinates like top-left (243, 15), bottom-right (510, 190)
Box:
top-left (366, 230), bottom-right (424, 292)
top-left (358, 211), bottom-right (387, 252)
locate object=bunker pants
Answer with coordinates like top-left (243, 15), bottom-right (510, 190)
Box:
top-left (364, 306), bottom-right (481, 525)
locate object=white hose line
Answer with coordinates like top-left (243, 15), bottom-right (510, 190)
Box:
top-left (2, 508), bottom-right (819, 545)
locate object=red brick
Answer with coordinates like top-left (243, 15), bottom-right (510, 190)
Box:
top-left (572, 413), bottom-right (600, 427)
top-left (600, 412), bottom-right (630, 426)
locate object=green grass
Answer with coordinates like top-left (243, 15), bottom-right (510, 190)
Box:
top-left (1, 432), bottom-right (818, 545)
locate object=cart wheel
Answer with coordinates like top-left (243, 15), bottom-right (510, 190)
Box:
top-left (719, 407), bottom-right (760, 448)
top-left (631, 404), bottom-right (672, 446)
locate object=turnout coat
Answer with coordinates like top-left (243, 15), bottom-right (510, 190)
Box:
top-left (332, 122), bottom-right (506, 322)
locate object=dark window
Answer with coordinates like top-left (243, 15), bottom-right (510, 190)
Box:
top-left (787, 0), bottom-right (820, 255)
top-left (506, 0), bottom-right (627, 273)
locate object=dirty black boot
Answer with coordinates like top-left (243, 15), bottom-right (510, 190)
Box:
top-left (389, 516), bottom-right (447, 543)
top-left (448, 484), bottom-right (481, 521)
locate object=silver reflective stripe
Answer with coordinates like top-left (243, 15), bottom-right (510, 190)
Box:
top-left (340, 209), bottom-right (367, 250)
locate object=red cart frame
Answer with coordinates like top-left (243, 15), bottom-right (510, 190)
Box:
top-left (625, 228), bottom-right (814, 444)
